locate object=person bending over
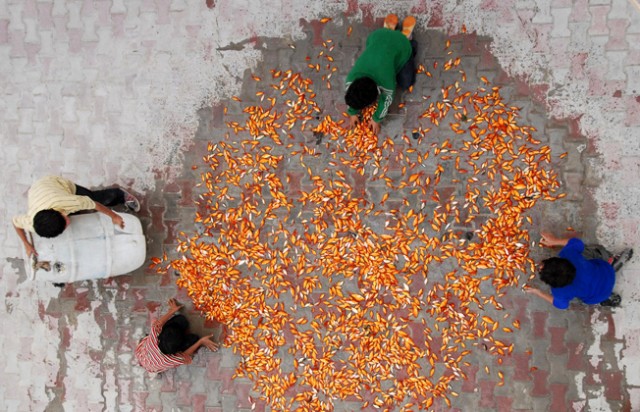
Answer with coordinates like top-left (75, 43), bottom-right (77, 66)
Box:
top-left (345, 13), bottom-right (418, 135)
top-left (526, 232), bottom-right (633, 309)
top-left (13, 175), bottom-right (140, 257)
top-left (136, 298), bottom-right (220, 374)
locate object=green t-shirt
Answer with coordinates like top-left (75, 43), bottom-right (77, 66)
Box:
top-left (345, 28), bottom-right (413, 123)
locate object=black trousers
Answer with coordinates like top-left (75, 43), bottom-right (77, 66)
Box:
top-left (397, 39), bottom-right (418, 90)
top-left (582, 244), bottom-right (613, 261)
top-left (75, 184), bottom-right (125, 206)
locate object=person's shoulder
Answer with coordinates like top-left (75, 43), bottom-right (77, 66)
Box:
top-left (550, 287), bottom-right (572, 309)
top-left (31, 175), bottom-right (75, 193)
top-left (150, 319), bottom-right (165, 336)
top-left (12, 215), bottom-right (31, 230)
top-left (562, 238), bottom-right (584, 252)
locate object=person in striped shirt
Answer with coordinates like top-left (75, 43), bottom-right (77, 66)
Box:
top-left (13, 175), bottom-right (141, 257)
top-left (136, 298), bottom-right (220, 374)
top-left (345, 14), bottom-right (418, 135)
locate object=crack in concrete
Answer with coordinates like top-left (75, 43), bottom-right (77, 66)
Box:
top-left (217, 39), bottom-right (254, 51)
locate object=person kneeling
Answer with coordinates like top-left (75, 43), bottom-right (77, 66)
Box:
top-left (345, 13), bottom-right (418, 134)
top-left (136, 298), bottom-right (219, 373)
top-left (13, 175), bottom-right (140, 257)
top-left (526, 232), bottom-right (633, 309)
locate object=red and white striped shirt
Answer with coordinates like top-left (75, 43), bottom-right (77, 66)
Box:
top-left (135, 320), bottom-right (192, 373)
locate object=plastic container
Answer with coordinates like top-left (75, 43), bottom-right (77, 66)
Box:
top-left (26, 212), bottom-right (146, 283)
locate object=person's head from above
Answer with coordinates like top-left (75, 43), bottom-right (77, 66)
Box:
top-left (539, 257), bottom-right (576, 288)
top-left (33, 209), bottom-right (70, 238)
top-left (345, 77), bottom-right (378, 110)
top-left (158, 325), bottom-right (185, 355)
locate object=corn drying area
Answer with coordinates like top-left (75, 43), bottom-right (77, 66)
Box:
top-left (152, 21), bottom-right (566, 412)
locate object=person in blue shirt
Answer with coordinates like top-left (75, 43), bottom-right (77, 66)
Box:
top-left (526, 232), bottom-right (633, 309)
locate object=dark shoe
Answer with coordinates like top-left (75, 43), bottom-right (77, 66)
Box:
top-left (611, 248), bottom-right (633, 272)
top-left (121, 189), bottom-right (141, 212)
top-left (600, 293), bottom-right (622, 307)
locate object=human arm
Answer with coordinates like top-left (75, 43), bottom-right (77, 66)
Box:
top-left (348, 114), bottom-right (360, 129)
top-left (539, 232), bottom-right (571, 248)
top-left (368, 118), bottom-right (381, 134)
top-left (372, 87), bottom-right (394, 127)
top-left (348, 114), bottom-right (379, 133)
top-left (157, 298), bottom-right (183, 328)
top-left (524, 285), bottom-right (554, 305)
top-left (13, 224), bottom-right (37, 257)
top-left (94, 202), bottom-right (125, 228)
top-left (182, 334), bottom-right (220, 358)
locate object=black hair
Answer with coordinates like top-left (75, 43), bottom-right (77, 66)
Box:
top-left (158, 315), bottom-right (199, 355)
top-left (539, 257), bottom-right (576, 288)
top-left (33, 209), bottom-right (67, 238)
top-left (158, 325), bottom-right (185, 355)
top-left (345, 77), bottom-right (378, 110)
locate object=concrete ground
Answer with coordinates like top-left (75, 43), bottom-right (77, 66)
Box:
top-left (1, 1), bottom-right (639, 411)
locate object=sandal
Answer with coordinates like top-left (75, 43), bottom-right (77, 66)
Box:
top-left (600, 293), bottom-right (622, 307)
top-left (384, 14), bottom-right (398, 30)
top-left (402, 16), bottom-right (416, 39)
top-left (121, 189), bottom-right (141, 212)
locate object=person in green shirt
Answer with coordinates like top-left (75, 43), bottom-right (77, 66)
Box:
top-left (345, 14), bottom-right (418, 134)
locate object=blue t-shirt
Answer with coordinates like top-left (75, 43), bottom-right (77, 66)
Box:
top-left (551, 238), bottom-right (616, 309)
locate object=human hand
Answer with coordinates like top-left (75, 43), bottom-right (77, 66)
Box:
top-left (349, 115), bottom-right (359, 129)
top-left (523, 284), bottom-right (554, 305)
top-left (168, 298), bottom-right (183, 312)
top-left (200, 334), bottom-right (220, 352)
top-left (539, 232), bottom-right (556, 247)
top-left (368, 119), bottom-right (380, 135)
top-left (112, 214), bottom-right (125, 229)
